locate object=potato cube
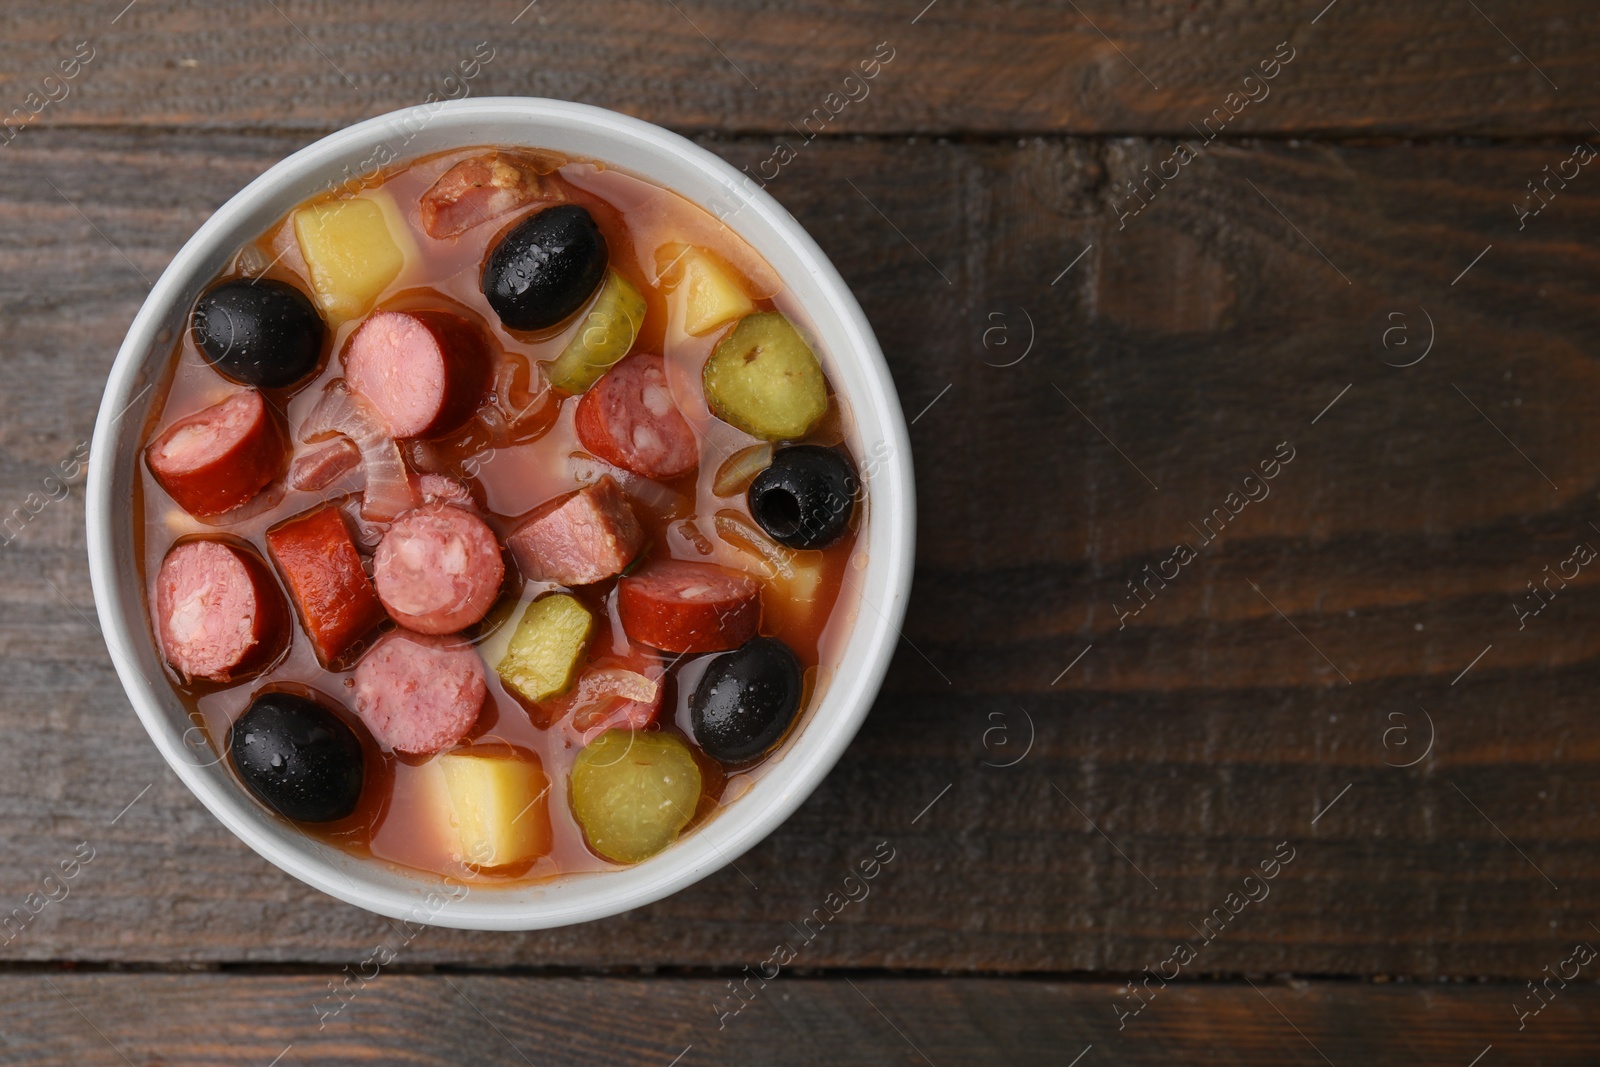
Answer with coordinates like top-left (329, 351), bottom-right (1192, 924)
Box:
top-left (439, 751), bottom-right (552, 867)
top-left (293, 194), bottom-right (408, 321)
top-left (658, 243), bottom-right (755, 336)
top-left (495, 594), bottom-right (594, 703)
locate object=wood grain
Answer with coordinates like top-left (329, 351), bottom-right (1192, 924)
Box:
top-left (1, 974), bottom-right (1596, 1066)
top-left (0, 0), bottom-right (1595, 136)
top-left (2, 127), bottom-right (1600, 978)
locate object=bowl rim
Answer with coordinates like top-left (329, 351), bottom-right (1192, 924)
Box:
top-left (85, 97), bottom-right (916, 930)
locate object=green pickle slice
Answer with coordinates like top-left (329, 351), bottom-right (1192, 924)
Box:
top-left (495, 594), bottom-right (594, 704)
top-left (702, 311), bottom-right (827, 441)
top-left (543, 270), bottom-right (647, 394)
top-left (570, 731), bottom-right (704, 864)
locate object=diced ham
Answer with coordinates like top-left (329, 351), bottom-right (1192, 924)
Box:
top-left (288, 437), bottom-right (361, 492)
top-left (154, 539), bottom-right (288, 682)
top-left (265, 505), bottom-right (387, 667)
top-left (373, 503), bottom-right (505, 635)
top-left (575, 353), bottom-right (699, 480)
top-left (145, 389), bottom-right (286, 517)
top-left (616, 559), bottom-right (762, 654)
top-left (419, 151), bottom-right (565, 239)
top-left (352, 630), bottom-right (486, 755)
top-left (344, 310), bottom-right (491, 439)
top-left (505, 476), bottom-right (644, 587)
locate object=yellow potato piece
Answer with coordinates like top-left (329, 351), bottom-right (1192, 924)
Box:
top-left (439, 751), bottom-right (552, 868)
top-left (659, 243), bottom-right (755, 337)
top-left (292, 195), bottom-right (407, 321)
top-left (495, 594), bottom-right (594, 704)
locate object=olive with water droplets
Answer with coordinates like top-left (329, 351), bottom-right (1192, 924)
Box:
top-left (481, 204), bottom-right (608, 331)
top-left (191, 278), bottom-right (326, 388)
top-left (229, 691), bottom-right (364, 823)
top-left (689, 637), bottom-right (804, 765)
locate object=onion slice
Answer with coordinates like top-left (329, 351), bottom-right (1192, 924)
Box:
top-left (299, 379), bottom-right (419, 521)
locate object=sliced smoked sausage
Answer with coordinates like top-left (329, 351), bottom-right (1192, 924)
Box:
top-left (505, 476), bottom-right (644, 587)
top-left (373, 502), bottom-right (504, 635)
top-left (265, 505), bottom-right (387, 667)
top-left (616, 559), bottom-right (762, 654)
top-left (352, 630), bottom-right (486, 755)
top-left (145, 389), bottom-right (286, 517)
top-left (344, 310), bottom-right (491, 439)
top-left (575, 353), bottom-right (699, 479)
top-left (154, 539), bottom-right (288, 682)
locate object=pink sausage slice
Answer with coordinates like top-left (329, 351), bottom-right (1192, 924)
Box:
top-left (505, 476), bottom-right (644, 587)
top-left (353, 630), bottom-right (486, 755)
top-left (344, 310), bottom-right (491, 439)
top-left (575, 353), bottom-right (699, 479)
top-left (373, 502), bottom-right (505, 634)
top-left (145, 389), bottom-right (286, 517)
top-left (154, 539), bottom-right (288, 682)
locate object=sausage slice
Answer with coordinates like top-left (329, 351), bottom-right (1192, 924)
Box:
top-left (373, 502), bottom-right (505, 635)
top-left (617, 559), bottom-right (762, 653)
top-left (154, 539), bottom-right (288, 682)
top-left (352, 630), bottom-right (486, 755)
top-left (145, 389), bottom-right (286, 517)
top-left (575, 353), bottom-right (699, 479)
top-left (265, 505), bottom-right (387, 667)
top-left (505, 476), bottom-right (644, 587)
top-left (344, 310), bottom-right (491, 439)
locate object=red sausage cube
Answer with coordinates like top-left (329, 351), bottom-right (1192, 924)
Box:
top-left (616, 559), bottom-right (762, 654)
top-left (505, 476), bottom-right (644, 587)
top-left (145, 389), bottom-right (286, 517)
top-left (266, 505), bottom-right (387, 667)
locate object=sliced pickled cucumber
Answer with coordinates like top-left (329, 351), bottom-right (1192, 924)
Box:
top-left (543, 270), bottom-right (647, 394)
top-left (496, 594), bottom-right (594, 704)
top-left (571, 730), bottom-right (703, 864)
top-left (703, 312), bottom-right (827, 441)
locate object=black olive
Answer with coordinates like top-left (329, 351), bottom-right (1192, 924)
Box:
top-left (747, 445), bottom-right (858, 550)
top-left (481, 204), bottom-right (608, 331)
top-left (689, 637), bottom-right (804, 765)
top-left (229, 691), bottom-right (364, 823)
top-left (191, 278), bottom-right (325, 389)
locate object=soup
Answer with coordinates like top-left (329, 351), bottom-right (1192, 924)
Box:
top-left (135, 146), bottom-right (865, 885)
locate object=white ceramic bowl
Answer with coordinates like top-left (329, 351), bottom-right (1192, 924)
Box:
top-left (86, 98), bottom-right (914, 930)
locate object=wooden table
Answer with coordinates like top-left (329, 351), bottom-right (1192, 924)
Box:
top-left (3, 1), bottom-right (1598, 1062)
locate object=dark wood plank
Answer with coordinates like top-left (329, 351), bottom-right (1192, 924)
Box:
top-left (2, 0), bottom-right (1596, 136)
top-left (2, 974), bottom-right (1597, 1065)
top-left (4, 128), bottom-right (1600, 976)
